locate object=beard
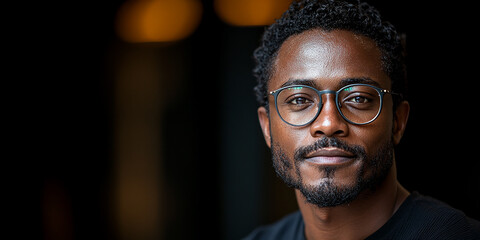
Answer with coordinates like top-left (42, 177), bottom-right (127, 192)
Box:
top-left (271, 137), bottom-right (394, 208)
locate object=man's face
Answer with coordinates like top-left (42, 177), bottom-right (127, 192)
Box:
top-left (258, 29), bottom-right (408, 207)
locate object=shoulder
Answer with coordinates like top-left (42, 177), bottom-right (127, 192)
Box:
top-left (410, 192), bottom-right (479, 225)
top-left (242, 211), bottom-right (305, 240)
top-left (370, 192), bottom-right (480, 239)
top-left (410, 193), bottom-right (480, 239)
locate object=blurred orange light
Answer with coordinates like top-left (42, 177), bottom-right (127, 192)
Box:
top-left (214, 0), bottom-right (292, 26)
top-left (116, 0), bottom-right (202, 42)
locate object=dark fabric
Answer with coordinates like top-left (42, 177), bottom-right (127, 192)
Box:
top-left (243, 192), bottom-right (480, 240)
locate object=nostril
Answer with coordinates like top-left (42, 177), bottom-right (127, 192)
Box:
top-left (333, 129), bottom-right (345, 135)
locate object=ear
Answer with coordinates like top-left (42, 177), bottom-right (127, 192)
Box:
top-left (257, 106), bottom-right (272, 148)
top-left (393, 101), bottom-right (410, 145)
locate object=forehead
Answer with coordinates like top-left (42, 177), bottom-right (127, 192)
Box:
top-left (270, 29), bottom-right (389, 90)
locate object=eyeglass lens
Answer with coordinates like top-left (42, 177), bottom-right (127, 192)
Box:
top-left (275, 85), bottom-right (382, 126)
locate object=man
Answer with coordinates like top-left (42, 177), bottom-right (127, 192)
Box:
top-left (244, 0), bottom-right (480, 239)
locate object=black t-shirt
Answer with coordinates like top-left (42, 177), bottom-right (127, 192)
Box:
top-left (243, 192), bottom-right (480, 240)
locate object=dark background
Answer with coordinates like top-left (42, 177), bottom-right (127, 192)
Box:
top-left (20, 0), bottom-right (479, 239)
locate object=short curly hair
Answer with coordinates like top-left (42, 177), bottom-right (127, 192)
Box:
top-left (253, 0), bottom-right (406, 109)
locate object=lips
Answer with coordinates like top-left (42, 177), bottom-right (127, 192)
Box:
top-left (304, 147), bottom-right (355, 165)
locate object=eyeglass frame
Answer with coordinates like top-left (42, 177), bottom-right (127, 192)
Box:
top-left (269, 83), bottom-right (400, 126)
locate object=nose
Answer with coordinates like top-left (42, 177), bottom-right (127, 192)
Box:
top-left (309, 94), bottom-right (349, 138)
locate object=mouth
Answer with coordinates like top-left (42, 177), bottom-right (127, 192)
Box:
top-left (304, 147), bottom-right (356, 166)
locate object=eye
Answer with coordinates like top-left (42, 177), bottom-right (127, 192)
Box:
top-left (347, 96), bottom-right (370, 103)
top-left (289, 97), bottom-right (311, 105)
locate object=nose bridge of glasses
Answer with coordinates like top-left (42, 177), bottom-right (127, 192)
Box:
top-left (314, 90), bottom-right (340, 121)
top-left (317, 90), bottom-right (337, 105)
top-left (309, 90), bottom-right (347, 131)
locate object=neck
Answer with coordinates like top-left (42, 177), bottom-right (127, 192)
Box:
top-left (296, 162), bottom-right (409, 240)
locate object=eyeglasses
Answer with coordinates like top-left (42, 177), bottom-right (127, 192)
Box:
top-left (269, 83), bottom-right (399, 126)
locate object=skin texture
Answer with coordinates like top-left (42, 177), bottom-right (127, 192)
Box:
top-left (257, 29), bottom-right (410, 239)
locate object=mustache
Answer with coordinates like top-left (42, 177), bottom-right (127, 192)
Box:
top-left (294, 137), bottom-right (366, 162)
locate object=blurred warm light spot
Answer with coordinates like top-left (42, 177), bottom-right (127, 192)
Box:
top-left (214, 0), bottom-right (292, 26)
top-left (112, 48), bottom-right (165, 239)
top-left (116, 0), bottom-right (202, 42)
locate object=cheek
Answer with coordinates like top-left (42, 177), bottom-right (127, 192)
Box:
top-left (352, 107), bottom-right (394, 154)
top-left (269, 111), bottom-right (307, 159)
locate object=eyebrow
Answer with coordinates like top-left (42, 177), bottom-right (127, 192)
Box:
top-left (339, 77), bottom-right (381, 88)
top-left (279, 77), bottom-right (381, 89)
top-left (280, 79), bottom-right (318, 88)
